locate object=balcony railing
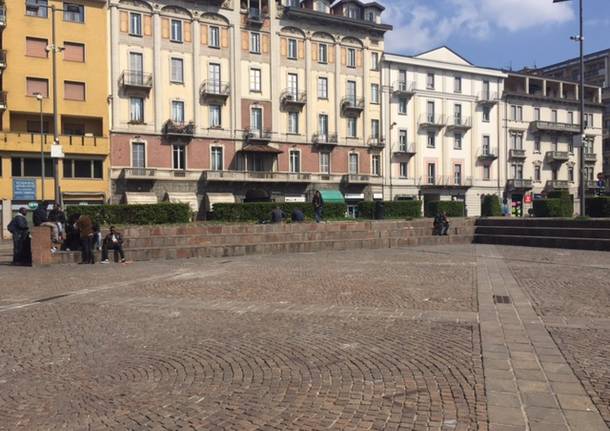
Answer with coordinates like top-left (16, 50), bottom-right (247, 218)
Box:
top-left (0, 91), bottom-right (6, 110)
top-left (341, 97), bottom-right (365, 116)
top-left (0, 5), bottom-right (5, 27)
top-left (418, 114), bottom-right (446, 128)
top-left (200, 80), bottom-right (230, 98)
top-left (478, 147), bottom-right (498, 161)
top-left (546, 150), bottom-right (570, 163)
top-left (342, 174), bottom-right (382, 185)
top-left (584, 153), bottom-right (597, 163)
top-left (247, 8), bottom-right (265, 25)
top-left (509, 149), bottom-right (526, 159)
top-left (393, 144), bottom-right (416, 157)
top-left (393, 81), bottom-right (416, 96)
top-left (419, 176), bottom-right (473, 187)
top-left (280, 90), bottom-right (307, 108)
top-left (312, 133), bottom-right (338, 145)
top-left (123, 168), bottom-right (157, 178)
top-left (586, 180), bottom-right (602, 189)
top-left (368, 136), bottom-right (385, 149)
top-left (120, 70), bottom-right (153, 89)
top-left (507, 179), bottom-right (533, 190)
top-left (245, 128), bottom-right (272, 143)
top-left (163, 120), bottom-right (195, 137)
top-left (0, 50), bottom-right (6, 69)
top-left (476, 92), bottom-right (499, 105)
top-left (546, 180), bottom-right (570, 190)
top-left (532, 121), bottom-right (580, 135)
top-left (112, 168), bottom-right (203, 181)
top-left (204, 170), bottom-right (316, 183)
top-left (447, 116), bottom-right (472, 130)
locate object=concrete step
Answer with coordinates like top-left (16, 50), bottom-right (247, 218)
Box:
top-left (474, 226), bottom-right (610, 239)
top-left (476, 218), bottom-right (610, 229)
top-left (474, 233), bottom-right (610, 252)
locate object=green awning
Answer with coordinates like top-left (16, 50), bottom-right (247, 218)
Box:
top-left (320, 190), bottom-right (345, 204)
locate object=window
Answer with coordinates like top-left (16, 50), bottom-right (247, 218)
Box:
top-left (347, 5), bottom-right (359, 19)
top-left (171, 100), bottom-right (185, 123)
top-left (568, 111), bottom-right (574, 124)
top-left (454, 104), bottom-right (462, 125)
top-left (129, 12), bottom-right (142, 36)
top-left (346, 80), bottom-right (357, 101)
top-left (318, 77), bottom-right (328, 99)
top-left (208, 63), bottom-right (221, 91)
top-left (349, 153), bottom-right (359, 174)
top-left (426, 101), bottom-right (435, 122)
top-left (129, 97), bottom-right (144, 123)
top-left (511, 164), bottom-right (523, 180)
top-left (250, 32), bottom-right (261, 53)
top-left (210, 147), bottom-right (223, 171)
top-left (250, 107), bottom-right (263, 131)
top-left (426, 73), bottom-right (435, 90)
top-left (63, 3), bottom-right (84, 23)
top-left (454, 164), bottom-right (462, 185)
top-left (287, 38), bottom-right (297, 59)
top-left (366, 11), bottom-right (375, 22)
top-left (552, 109), bottom-right (558, 123)
top-left (26, 37), bottom-right (48, 58)
top-left (454, 76), bottom-right (462, 93)
top-left (427, 131), bottom-right (435, 148)
top-left (249, 68), bottom-right (261, 92)
top-left (289, 150), bottom-right (300, 173)
top-left (132, 142), bottom-right (145, 168)
top-left (26, 0), bottom-right (48, 18)
top-left (568, 139), bottom-right (574, 153)
top-left (347, 118), bottom-right (357, 138)
top-left (454, 133), bottom-right (462, 150)
top-left (483, 165), bottom-right (490, 181)
top-left (209, 105), bottom-right (221, 128)
top-left (12, 157), bottom-right (55, 177)
top-left (568, 167), bottom-right (574, 182)
top-left (208, 26), bottom-right (220, 48)
top-left (482, 81), bottom-right (490, 99)
top-left (372, 155), bottom-right (380, 176)
top-left (482, 135), bottom-right (490, 154)
top-left (26, 120), bottom-right (49, 133)
top-left (482, 106), bottom-right (490, 122)
top-left (288, 112), bottom-right (299, 134)
top-left (585, 113), bottom-right (593, 128)
top-left (170, 58), bottom-right (184, 83)
top-left (534, 107), bottom-right (541, 121)
top-left (511, 133), bottom-right (523, 149)
top-left (26, 77), bottom-right (49, 97)
top-left (63, 159), bottom-right (103, 179)
top-left (371, 52), bottom-right (379, 70)
top-left (511, 105), bottom-right (523, 121)
top-left (287, 73), bottom-right (298, 96)
top-left (172, 145), bottom-right (186, 170)
top-left (427, 163), bottom-right (436, 184)
top-left (399, 162), bottom-right (408, 178)
top-left (170, 19), bottom-right (183, 42)
top-left (63, 42), bottom-right (85, 62)
top-left (534, 165), bottom-right (541, 182)
top-left (534, 136), bottom-right (541, 153)
top-left (64, 123), bottom-right (84, 135)
top-left (320, 152), bottom-right (330, 174)
top-left (371, 84), bottom-right (379, 104)
top-left (552, 136), bottom-right (558, 151)
top-left (318, 43), bottom-right (328, 64)
top-left (399, 130), bottom-right (407, 151)
top-left (398, 98), bottom-right (407, 114)
top-left (347, 48), bottom-right (356, 68)
top-left (318, 114), bottom-right (328, 136)
top-left (371, 119), bottom-right (380, 139)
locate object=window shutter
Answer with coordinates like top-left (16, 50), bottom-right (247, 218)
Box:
top-left (144, 15), bottom-right (152, 36)
top-left (200, 24), bottom-right (208, 45)
top-left (280, 37), bottom-right (287, 57)
top-left (184, 22), bottom-right (191, 42)
top-left (329, 45), bottom-right (335, 64)
top-left (341, 47), bottom-right (346, 65)
top-left (298, 40), bottom-right (304, 59)
top-left (221, 28), bottom-right (229, 48)
top-left (161, 18), bottom-right (170, 39)
top-left (120, 11), bottom-right (128, 33)
top-left (262, 34), bottom-right (270, 54)
top-left (356, 50), bottom-right (363, 67)
top-left (241, 31), bottom-right (249, 51)
top-left (312, 42), bottom-right (318, 62)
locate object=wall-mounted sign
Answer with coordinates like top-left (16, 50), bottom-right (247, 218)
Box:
top-left (13, 179), bottom-right (37, 201)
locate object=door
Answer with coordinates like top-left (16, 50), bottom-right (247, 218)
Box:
top-left (288, 73), bottom-right (298, 97)
top-left (132, 142), bottom-right (145, 169)
top-left (427, 101), bottom-right (435, 122)
top-left (251, 107), bottom-right (262, 132)
top-left (319, 114), bottom-right (328, 138)
top-left (482, 81), bottom-right (490, 99)
top-left (129, 52), bottom-right (143, 84)
top-left (347, 81), bottom-right (356, 102)
top-left (208, 63), bottom-right (221, 93)
top-left (454, 104), bottom-right (462, 124)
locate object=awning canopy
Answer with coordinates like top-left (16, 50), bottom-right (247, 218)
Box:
top-left (239, 144), bottom-right (283, 154)
top-left (124, 192), bottom-right (158, 205)
top-left (320, 190), bottom-right (345, 204)
top-left (205, 193), bottom-right (236, 211)
top-left (165, 192), bottom-right (199, 212)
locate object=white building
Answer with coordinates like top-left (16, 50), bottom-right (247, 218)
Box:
top-left (382, 47), bottom-right (507, 216)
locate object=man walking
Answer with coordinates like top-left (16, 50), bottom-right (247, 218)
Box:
top-left (7, 208), bottom-right (30, 266)
top-left (76, 213), bottom-right (95, 264)
top-left (312, 190), bottom-right (323, 223)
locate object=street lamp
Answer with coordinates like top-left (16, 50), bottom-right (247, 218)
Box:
top-left (35, 93), bottom-right (45, 202)
top-left (554, 0), bottom-right (586, 216)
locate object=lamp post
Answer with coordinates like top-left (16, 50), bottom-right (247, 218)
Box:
top-left (35, 93), bottom-right (45, 202)
top-left (554, 0), bottom-right (586, 215)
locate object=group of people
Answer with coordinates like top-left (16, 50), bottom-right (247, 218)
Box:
top-left (267, 190), bottom-right (325, 224)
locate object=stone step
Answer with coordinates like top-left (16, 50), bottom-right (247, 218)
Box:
top-left (474, 233), bottom-right (610, 251)
top-left (476, 218), bottom-right (610, 229)
top-left (474, 226), bottom-right (610, 239)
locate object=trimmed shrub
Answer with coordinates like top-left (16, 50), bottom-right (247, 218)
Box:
top-left (546, 191), bottom-right (574, 217)
top-left (481, 194), bottom-right (502, 217)
top-left (357, 201), bottom-right (422, 219)
top-left (211, 202), bottom-right (347, 222)
top-left (65, 203), bottom-right (192, 226)
top-left (586, 197), bottom-right (610, 217)
top-left (532, 199), bottom-right (564, 217)
top-left (424, 201), bottom-right (465, 217)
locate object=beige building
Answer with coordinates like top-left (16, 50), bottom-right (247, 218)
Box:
top-left (108, 0), bottom-right (391, 214)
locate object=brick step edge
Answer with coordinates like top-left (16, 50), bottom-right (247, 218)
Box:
top-left (474, 234), bottom-right (610, 251)
top-left (474, 226), bottom-right (610, 239)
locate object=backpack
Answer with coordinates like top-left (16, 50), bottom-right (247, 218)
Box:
top-left (7, 219), bottom-right (16, 234)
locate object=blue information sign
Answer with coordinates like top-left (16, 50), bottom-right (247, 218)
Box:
top-left (13, 179), bottom-right (37, 201)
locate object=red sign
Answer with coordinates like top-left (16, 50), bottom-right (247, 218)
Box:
top-left (524, 194), bottom-right (532, 204)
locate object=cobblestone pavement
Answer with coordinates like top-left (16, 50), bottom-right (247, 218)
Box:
top-left (0, 245), bottom-right (608, 430)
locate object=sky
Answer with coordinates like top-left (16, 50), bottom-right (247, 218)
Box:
top-left (382, 0), bottom-right (610, 70)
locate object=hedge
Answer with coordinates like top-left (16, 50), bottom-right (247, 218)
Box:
top-left (424, 201), bottom-right (465, 217)
top-left (532, 199), bottom-right (564, 217)
top-left (481, 194), bottom-right (502, 217)
top-left (65, 203), bottom-right (192, 225)
top-left (211, 202), bottom-right (347, 222)
top-left (357, 201), bottom-right (422, 219)
top-left (586, 197), bottom-right (610, 217)
top-left (546, 191), bottom-right (574, 217)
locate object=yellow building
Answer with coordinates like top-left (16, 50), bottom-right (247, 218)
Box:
top-left (0, 0), bottom-right (109, 207)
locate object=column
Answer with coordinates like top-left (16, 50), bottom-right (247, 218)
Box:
top-left (192, 19), bottom-right (201, 131)
top-left (110, 5), bottom-right (120, 131)
top-left (334, 42), bottom-right (341, 141)
top-left (304, 36), bottom-right (312, 141)
top-left (153, 12), bottom-right (162, 132)
top-left (362, 47), bottom-right (369, 146)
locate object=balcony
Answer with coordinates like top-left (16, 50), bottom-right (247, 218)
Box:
top-left (0, 5), bottom-right (5, 27)
top-left (200, 80), bottom-right (230, 100)
top-left (120, 70), bottom-right (153, 90)
top-left (342, 174), bottom-right (382, 185)
top-left (312, 133), bottom-right (338, 147)
top-left (446, 116), bottom-right (472, 131)
top-left (584, 153), bottom-right (597, 163)
top-left (0, 132), bottom-right (109, 156)
top-left (546, 151), bottom-right (570, 163)
top-left (477, 147), bottom-right (498, 162)
top-left (247, 8), bottom-right (265, 25)
top-left (546, 180), bottom-right (570, 190)
top-left (0, 50), bottom-right (6, 69)
top-left (476, 92), bottom-right (499, 106)
top-left (507, 179), bottom-right (533, 190)
top-left (586, 180), bottom-right (602, 190)
top-left (245, 128), bottom-right (272, 144)
top-left (531, 121), bottom-right (580, 135)
top-left (509, 149), bottom-right (527, 160)
top-left (280, 90), bottom-right (307, 110)
top-left (419, 176), bottom-right (473, 188)
top-left (204, 170), bottom-right (313, 183)
top-left (341, 97), bottom-right (365, 116)
top-left (368, 136), bottom-right (385, 150)
top-left (163, 120), bottom-right (195, 138)
top-left (0, 91), bottom-right (6, 110)
top-left (418, 114), bottom-right (446, 129)
top-left (393, 144), bottom-right (416, 157)
top-left (393, 81), bottom-right (416, 97)
top-left (112, 168), bottom-right (203, 181)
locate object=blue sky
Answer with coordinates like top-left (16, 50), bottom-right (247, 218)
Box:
top-left (382, 0), bottom-right (610, 70)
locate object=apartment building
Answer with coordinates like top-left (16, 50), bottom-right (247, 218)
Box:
top-left (0, 0), bottom-right (109, 207)
top-left (503, 72), bottom-right (604, 216)
top-left (109, 0), bottom-right (391, 214)
top-left (382, 47), bottom-right (507, 216)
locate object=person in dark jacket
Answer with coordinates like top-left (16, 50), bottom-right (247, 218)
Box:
top-left (7, 208), bottom-right (30, 266)
top-left (48, 204), bottom-right (66, 240)
top-left (76, 214), bottom-right (95, 264)
top-left (32, 202), bottom-right (48, 227)
top-left (312, 190), bottom-right (323, 223)
top-left (270, 207), bottom-right (285, 224)
top-left (291, 208), bottom-right (305, 223)
top-left (101, 226), bottom-right (126, 263)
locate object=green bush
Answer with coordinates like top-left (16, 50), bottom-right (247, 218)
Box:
top-left (481, 194), bottom-right (502, 217)
top-left (424, 201), bottom-right (465, 217)
top-left (65, 203), bottom-right (192, 226)
top-left (586, 197), bottom-right (610, 217)
top-left (211, 202), bottom-right (347, 222)
top-left (545, 191), bottom-right (574, 217)
top-left (357, 201), bottom-right (422, 219)
top-left (532, 199), bottom-right (565, 217)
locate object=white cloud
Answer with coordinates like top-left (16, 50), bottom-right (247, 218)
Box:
top-left (384, 0), bottom-right (574, 53)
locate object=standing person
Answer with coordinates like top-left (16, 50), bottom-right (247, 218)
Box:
top-left (440, 212), bottom-right (450, 236)
top-left (32, 201), bottom-right (47, 227)
top-left (7, 208), bottom-right (30, 266)
top-left (76, 213), bottom-right (95, 264)
top-left (101, 226), bottom-right (126, 264)
top-left (312, 190), bottom-right (324, 223)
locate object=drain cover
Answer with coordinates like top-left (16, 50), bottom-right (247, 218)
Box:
top-left (493, 295), bottom-right (511, 304)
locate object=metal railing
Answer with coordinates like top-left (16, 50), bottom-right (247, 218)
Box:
top-left (507, 179), bottom-right (533, 189)
top-left (245, 128), bottom-right (272, 141)
top-left (418, 176), bottom-right (473, 187)
top-left (447, 116), bottom-right (472, 129)
top-left (546, 180), bottom-right (570, 189)
top-left (394, 144), bottom-right (416, 155)
top-left (280, 90), bottom-right (307, 105)
top-left (341, 97), bottom-right (365, 112)
top-left (368, 136), bottom-right (385, 148)
top-left (247, 8), bottom-right (265, 24)
top-left (163, 120), bottom-right (195, 136)
top-left (478, 147), bottom-right (498, 160)
top-left (393, 81), bottom-right (416, 95)
top-left (583, 153), bottom-right (597, 163)
top-left (200, 80), bottom-right (230, 97)
top-left (545, 151), bottom-right (570, 162)
top-left (476, 92), bottom-right (499, 104)
top-left (120, 70), bottom-right (153, 88)
top-left (531, 120), bottom-right (580, 134)
top-left (312, 133), bottom-right (337, 145)
top-left (418, 114), bottom-right (446, 127)
top-left (509, 149), bottom-right (526, 159)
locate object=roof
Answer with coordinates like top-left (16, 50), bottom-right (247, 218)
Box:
top-left (239, 144), bottom-right (283, 154)
top-left (413, 46), bottom-right (473, 65)
top-left (331, 0), bottom-right (385, 11)
top-left (538, 48), bottom-right (610, 72)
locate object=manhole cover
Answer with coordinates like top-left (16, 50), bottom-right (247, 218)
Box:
top-left (493, 295), bottom-right (511, 304)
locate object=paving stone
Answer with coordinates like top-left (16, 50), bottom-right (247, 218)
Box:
top-left (556, 394), bottom-right (597, 411)
top-left (521, 392), bottom-right (559, 409)
top-left (564, 410), bottom-right (609, 431)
